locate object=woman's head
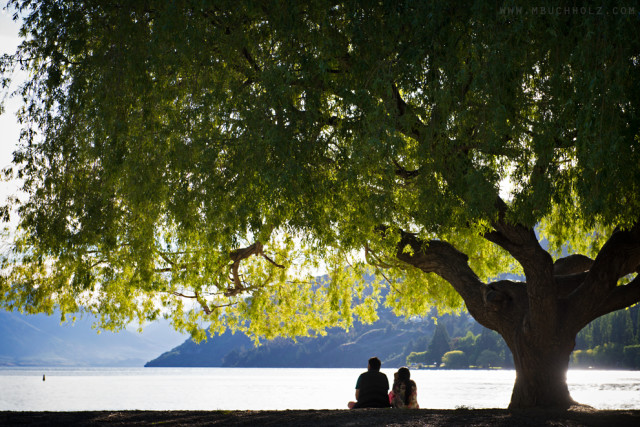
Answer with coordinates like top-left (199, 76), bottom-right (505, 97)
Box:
top-left (397, 367), bottom-right (410, 381)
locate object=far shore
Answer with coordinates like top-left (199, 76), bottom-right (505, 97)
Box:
top-left (2, 407), bottom-right (640, 426)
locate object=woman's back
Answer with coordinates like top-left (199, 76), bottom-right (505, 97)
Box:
top-left (390, 379), bottom-right (419, 409)
top-left (390, 367), bottom-right (419, 409)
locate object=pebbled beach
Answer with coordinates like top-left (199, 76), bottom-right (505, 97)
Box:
top-left (2, 408), bottom-right (640, 426)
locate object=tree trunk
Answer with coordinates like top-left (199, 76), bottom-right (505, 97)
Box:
top-left (392, 223), bottom-right (640, 409)
top-left (507, 333), bottom-right (577, 409)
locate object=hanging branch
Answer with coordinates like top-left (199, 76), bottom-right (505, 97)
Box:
top-left (364, 245), bottom-right (404, 295)
top-left (364, 244), bottom-right (395, 269)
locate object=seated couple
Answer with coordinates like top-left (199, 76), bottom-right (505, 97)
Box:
top-left (348, 357), bottom-right (419, 409)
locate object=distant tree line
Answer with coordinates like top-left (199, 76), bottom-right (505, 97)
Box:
top-left (572, 304), bottom-right (640, 369)
top-left (406, 321), bottom-right (513, 369)
top-left (407, 304), bottom-right (640, 370)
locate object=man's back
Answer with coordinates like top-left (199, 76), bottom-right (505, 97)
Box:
top-left (353, 370), bottom-right (390, 408)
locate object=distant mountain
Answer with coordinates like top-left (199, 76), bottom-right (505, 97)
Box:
top-left (146, 329), bottom-right (253, 367)
top-left (0, 310), bottom-right (188, 366)
top-left (146, 307), bottom-right (483, 368)
top-left (146, 295), bottom-right (640, 370)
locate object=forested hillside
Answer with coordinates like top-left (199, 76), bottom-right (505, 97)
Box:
top-left (572, 304), bottom-right (640, 369)
top-left (147, 305), bottom-right (428, 367)
top-left (148, 304), bottom-right (640, 370)
top-left (146, 305), bottom-right (511, 368)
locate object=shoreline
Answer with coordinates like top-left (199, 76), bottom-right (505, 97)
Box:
top-left (3, 408), bottom-right (640, 426)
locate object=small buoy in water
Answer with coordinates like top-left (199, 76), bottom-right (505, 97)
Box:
top-left (43, 374), bottom-right (45, 381)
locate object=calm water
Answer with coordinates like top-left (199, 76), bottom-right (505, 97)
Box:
top-left (1, 368), bottom-right (639, 411)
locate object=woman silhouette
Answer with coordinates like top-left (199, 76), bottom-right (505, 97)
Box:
top-left (389, 367), bottom-right (419, 409)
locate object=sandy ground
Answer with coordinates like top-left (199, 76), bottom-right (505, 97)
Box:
top-left (2, 408), bottom-right (640, 426)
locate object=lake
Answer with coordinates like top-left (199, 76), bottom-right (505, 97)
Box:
top-left (1, 368), bottom-right (639, 411)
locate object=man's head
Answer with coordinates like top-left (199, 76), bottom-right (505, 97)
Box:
top-left (367, 357), bottom-right (381, 372)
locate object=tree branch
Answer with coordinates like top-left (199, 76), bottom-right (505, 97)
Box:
top-left (550, 256), bottom-right (594, 299)
top-left (225, 241), bottom-right (284, 297)
top-left (392, 157), bottom-right (420, 180)
top-left (553, 271), bottom-right (588, 298)
top-left (169, 290), bottom-right (238, 312)
top-left (483, 198), bottom-right (556, 333)
top-left (597, 274), bottom-right (640, 318)
top-left (569, 221), bottom-right (640, 325)
top-left (482, 279), bottom-right (529, 337)
top-left (389, 83), bottom-right (425, 141)
top-left (483, 199), bottom-right (554, 282)
top-left (553, 254), bottom-right (594, 276)
top-left (392, 230), bottom-right (497, 328)
top-left (242, 47), bottom-right (261, 73)
top-left (171, 291), bottom-right (214, 315)
top-left (195, 291), bottom-right (213, 315)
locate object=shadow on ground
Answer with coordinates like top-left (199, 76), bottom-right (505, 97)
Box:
top-left (3, 408), bottom-right (640, 426)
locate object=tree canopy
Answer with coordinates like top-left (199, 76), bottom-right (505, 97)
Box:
top-left (1, 0), bottom-right (639, 360)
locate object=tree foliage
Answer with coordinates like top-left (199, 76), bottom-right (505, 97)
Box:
top-left (1, 0), bottom-right (639, 392)
top-left (441, 350), bottom-right (467, 369)
top-left (427, 322), bottom-right (452, 364)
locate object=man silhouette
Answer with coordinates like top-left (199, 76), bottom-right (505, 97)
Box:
top-left (348, 357), bottom-right (391, 408)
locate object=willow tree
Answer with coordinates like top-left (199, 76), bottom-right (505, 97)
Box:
top-left (1, 0), bottom-right (639, 409)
